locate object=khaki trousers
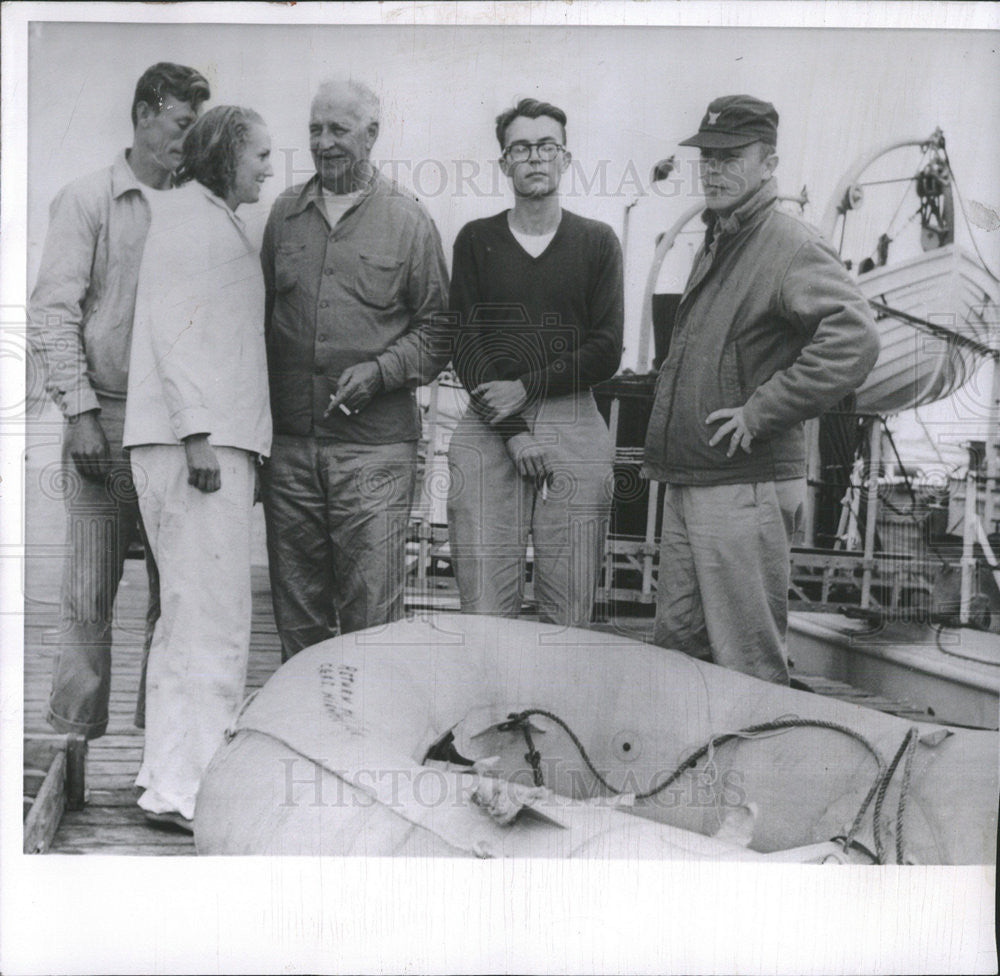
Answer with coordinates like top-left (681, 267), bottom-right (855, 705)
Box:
top-left (447, 393), bottom-right (614, 628)
top-left (653, 478), bottom-right (806, 685)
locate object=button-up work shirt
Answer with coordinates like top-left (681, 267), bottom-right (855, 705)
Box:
top-left (29, 151), bottom-right (154, 417)
top-left (261, 173), bottom-right (451, 443)
top-left (123, 183), bottom-right (272, 457)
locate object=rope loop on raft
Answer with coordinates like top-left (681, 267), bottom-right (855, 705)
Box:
top-left (500, 709), bottom-right (921, 864)
top-left (497, 715), bottom-right (545, 787)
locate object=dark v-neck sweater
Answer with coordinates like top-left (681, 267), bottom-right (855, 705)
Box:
top-left (450, 209), bottom-right (624, 438)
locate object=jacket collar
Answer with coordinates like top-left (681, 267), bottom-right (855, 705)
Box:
top-left (286, 167), bottom-right (382, 219)
top-left (112, 150), bottom-right (148, 199)
top-left (702, 176), bottom-right (778, 239)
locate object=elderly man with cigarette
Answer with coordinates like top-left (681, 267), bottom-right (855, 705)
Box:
top-left (259, 79), bottom-right (451, 658)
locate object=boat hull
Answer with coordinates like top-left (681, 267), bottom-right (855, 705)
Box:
top-left (195, 614), bottom-right (998, 863)
top-left (854, 244), bottom-right (995, 414)
top-left (789, 613), bottom-right (1000, 730)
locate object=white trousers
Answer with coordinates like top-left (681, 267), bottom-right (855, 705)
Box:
top-left (130, 445), bottom-right (256, 819)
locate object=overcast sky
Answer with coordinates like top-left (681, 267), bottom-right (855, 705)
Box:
top-left (27, 20), bottom-right (1000, 461)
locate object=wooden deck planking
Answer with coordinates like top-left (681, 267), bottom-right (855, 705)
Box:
top-left (24, 559), bottom-right (283, 855)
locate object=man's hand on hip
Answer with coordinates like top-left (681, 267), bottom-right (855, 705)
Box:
top-left (473, 379), bottom-right (528, 424)
top-left (706, 406), bottom-right (754, 457)
top-left (327, 362), bottom-right (383, 416)
top-left (505, 432), bottom-right (552, 483)
top-left (67, 409), bottom-right (112, 481)
top-left (183, 434), bottom-right (221, 493)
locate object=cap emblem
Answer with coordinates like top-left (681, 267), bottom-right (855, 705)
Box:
top-left (707, 111), bottom-right (721, 125)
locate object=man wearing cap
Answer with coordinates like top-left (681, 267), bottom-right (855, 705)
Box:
top-left (643, 95), bottom-right (879, 684)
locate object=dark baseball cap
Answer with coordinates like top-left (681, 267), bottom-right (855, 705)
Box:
top-left (679, 95), bottom-right (779, 149)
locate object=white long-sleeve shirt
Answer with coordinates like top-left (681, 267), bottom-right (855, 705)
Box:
top-left (124, 182), bottom-right (272, 456)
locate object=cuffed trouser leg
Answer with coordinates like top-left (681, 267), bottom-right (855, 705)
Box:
top-left (262, 437), bottom-right (417, 657)
top-left (448, 394), bottom-right (614, 627)
top-left (653, 482), bottom-right (791, 685)
top-left (47, 396), bottom-right (160, 740)
top-left (132, 445), bottom-right (255, 820)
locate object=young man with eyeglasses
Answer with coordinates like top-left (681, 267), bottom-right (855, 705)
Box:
top-left (643, 95), bottom-right (879, 684)
top-left (447, 98), bottom-right (624, 627)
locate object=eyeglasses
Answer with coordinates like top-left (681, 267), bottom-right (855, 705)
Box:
top-left (503, 141), bottom-right (565, 163)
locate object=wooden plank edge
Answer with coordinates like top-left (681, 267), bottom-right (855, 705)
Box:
top-left (23, 750), bottom-right (67, 854)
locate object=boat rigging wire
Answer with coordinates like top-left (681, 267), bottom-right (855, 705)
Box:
top-left (499, 709), bottom-right (921, 864)
top-left (911, 408), bottom-right (948, 467)
top-left (855, 176), bottom-right (919, 188)
top-left (868, 301), bottom-right (998, 361)
top-left (880, 147), bottom-right (932, 241)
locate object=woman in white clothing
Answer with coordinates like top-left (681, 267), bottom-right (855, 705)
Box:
top-left (124, 106), bottom-right (274, 830)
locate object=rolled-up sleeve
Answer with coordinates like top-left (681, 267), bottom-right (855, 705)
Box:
top-left (373, 211), bottom-right (451, 390)
top-left (28, 185), bottom-right (102, 417)
top-left (742, 239), bottom-right (880, 438)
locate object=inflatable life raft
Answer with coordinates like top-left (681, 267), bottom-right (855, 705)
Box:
top-left (195, 615), bottom-right (998, 863)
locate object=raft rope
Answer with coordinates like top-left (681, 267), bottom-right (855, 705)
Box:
top-left (499, 709), bottom-right (922, 864)
top-left (892, 728), bottom-right (920, 865)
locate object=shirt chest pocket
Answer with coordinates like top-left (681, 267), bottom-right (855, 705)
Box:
top-left (354, 253), bottom-right (404, 310)
top-left (275, 243), bottom-right (307, 293)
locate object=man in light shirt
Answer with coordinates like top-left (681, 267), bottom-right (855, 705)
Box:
top-left (29, 62), bottom-right (210, 739)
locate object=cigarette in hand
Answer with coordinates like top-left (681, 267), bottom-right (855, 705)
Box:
top-left (324, 395), bottom-right (353, 418)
